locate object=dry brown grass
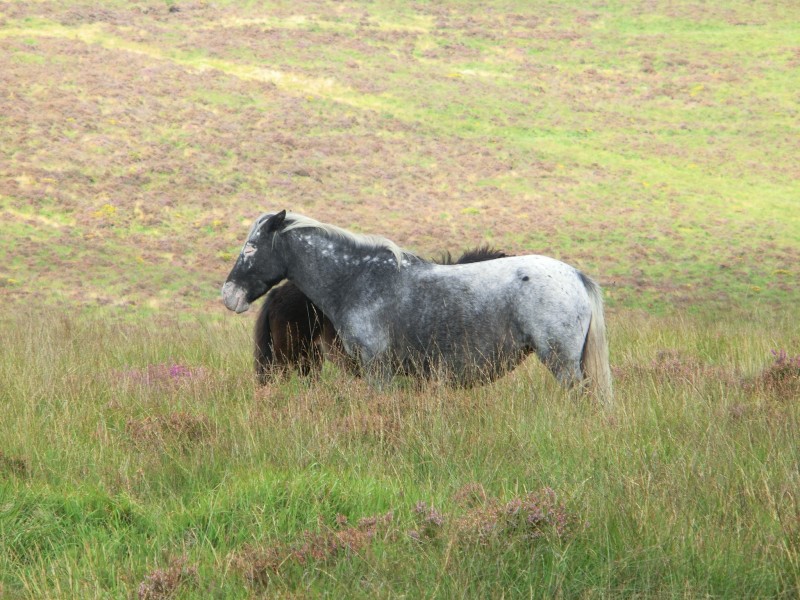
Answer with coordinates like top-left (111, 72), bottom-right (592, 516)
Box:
top-left (137, 556), bottom-right (198, 600)
top-left (125, 411), bottom-right (214, 449)
top-left (233, 510), bottom-right (395, 587)
top-left (0, 450), bottom-right (28, 478)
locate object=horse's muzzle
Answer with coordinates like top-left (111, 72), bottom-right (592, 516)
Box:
top-left (221, 281), bottom-right (251, 313)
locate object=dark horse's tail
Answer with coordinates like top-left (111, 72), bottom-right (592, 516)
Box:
top-left (254, 297), bottom-right (273, 385)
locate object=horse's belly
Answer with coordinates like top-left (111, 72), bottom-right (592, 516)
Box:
top-left (396, 330), bottom-right (530, 384)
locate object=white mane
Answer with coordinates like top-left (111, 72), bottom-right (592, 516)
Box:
top-left (281, 212), bottom-right (414, 266)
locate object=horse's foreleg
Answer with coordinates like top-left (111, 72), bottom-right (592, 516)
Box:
top-left (341, 334), bottom-right (395, 389)
top-left (362, 359), bottom-right (394, 391)
top-left (319, 322), bottom-right (360, 376)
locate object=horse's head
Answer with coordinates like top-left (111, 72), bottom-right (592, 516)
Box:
top-left (222, 210), bottom-right (288, 313)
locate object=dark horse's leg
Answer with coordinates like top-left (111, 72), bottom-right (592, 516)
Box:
top-left (253, 298), bottom-right (274, 385)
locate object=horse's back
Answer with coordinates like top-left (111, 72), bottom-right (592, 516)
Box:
top-left (417, 254), bottom-right (590, 313)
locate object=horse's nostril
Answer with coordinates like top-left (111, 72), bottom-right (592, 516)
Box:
top-left (221, 281), bottom-right (250, 313)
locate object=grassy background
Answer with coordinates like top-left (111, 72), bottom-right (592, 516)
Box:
top-left (1, 0), bottom-right (798, 597)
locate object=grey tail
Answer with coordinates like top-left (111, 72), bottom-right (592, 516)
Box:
top-left (578, 272), bottom-right (613, 404)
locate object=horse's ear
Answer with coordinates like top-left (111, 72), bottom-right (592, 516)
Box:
top-left (263, 210), bottom-right (287, 233)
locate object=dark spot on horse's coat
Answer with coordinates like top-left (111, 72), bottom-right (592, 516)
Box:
top-left (522, 276), bottom-right (529, 282)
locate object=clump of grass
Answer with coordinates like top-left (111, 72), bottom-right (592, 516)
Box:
top-left (615, 347), bottom-right (731, 386)
top-left (137, 556), bottom-right (198, 600)
top-left (118, 363), bottom-right (207, 390)
top-left (125, 411), bottom-right (213, 449)
top-left (0, 450), bottom-right (28, 478)
top-left (410, 487), bottom-right (583, 549)
top-left (233, 486), bottom-right (583, 592)
top-left (409, 501), bottom-right (446, 541)
top-left (758, 350), bottom-right (800, 400)
top-left (470, 487), bottom-right (578, 543)
top-left (452, 482), bottom-right (488, 508)
top-left (233, 510), bottom-right (395, 587)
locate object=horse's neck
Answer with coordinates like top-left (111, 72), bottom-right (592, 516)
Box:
top-left (282, 230), bottom-right (384, 323)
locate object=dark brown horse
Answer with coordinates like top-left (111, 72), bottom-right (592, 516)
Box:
top-left (253, 246), bottom-right (508, 383)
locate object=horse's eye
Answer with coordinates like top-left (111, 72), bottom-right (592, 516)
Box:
top-left (243, 244), bottom-right (256, 257)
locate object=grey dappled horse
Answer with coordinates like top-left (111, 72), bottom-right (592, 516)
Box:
top-left (252, 246), bottom-right (509, 383)
top-left (222, 211), bottom-right (612, 402)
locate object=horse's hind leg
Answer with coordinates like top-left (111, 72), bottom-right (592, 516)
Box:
top-left (535, 341), bottom-right (584, 390)
top-left (550, 356), bottom-right (583, 389)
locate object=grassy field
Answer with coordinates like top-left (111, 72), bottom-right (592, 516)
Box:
top-left (1, 0), bottom-right (799, 597)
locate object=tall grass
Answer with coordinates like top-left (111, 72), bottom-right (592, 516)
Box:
top-left (1, 309), bottom-right (797, 597)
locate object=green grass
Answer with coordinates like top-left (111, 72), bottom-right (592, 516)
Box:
top-left (1, 311), bottom-right (798, 597)
top-left (1, 0), bottom-right (799, 596)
